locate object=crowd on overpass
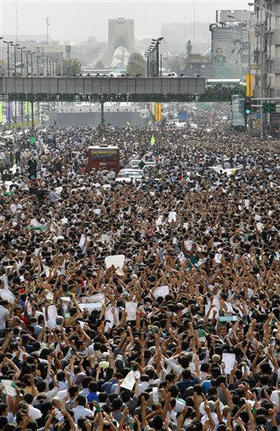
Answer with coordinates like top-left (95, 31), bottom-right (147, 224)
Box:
top-left (0, 123), bottom-right (279, 431)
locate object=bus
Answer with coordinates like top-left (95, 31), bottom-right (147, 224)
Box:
top-left (87, 145), bottom-right (120, 173)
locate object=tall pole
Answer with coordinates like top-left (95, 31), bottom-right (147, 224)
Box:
top-left (31, 100), bottom-right (34, 129)
top-left (15, 0), bottom-right (18, 42)
top-left (26, 51), bottom-right (29, 75)
top-left (259, 12), bottom-right (264, 139)
top-left (101, 100), bottom-right (104, 128)
top-left (20, 49), bottom-right (23, 76)
top-left (31, 52), bottom-right (34, 76)
top-left (156, 42), bottom-right (159, 76)
top-left (13, 44), bottom-right (16, 76)
top-left (46, 17), bottom-right (50, 44)
top-left (247, 28), bottom-right (252, 133)
top-left (6, 42), bottom-right (10, 77)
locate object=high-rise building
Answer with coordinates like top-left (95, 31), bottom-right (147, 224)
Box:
top-left (254, 0), bottom-right (280, 98)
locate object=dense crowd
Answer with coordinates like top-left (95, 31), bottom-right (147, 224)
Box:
top-left (0, 121), bottom-right (279, 431)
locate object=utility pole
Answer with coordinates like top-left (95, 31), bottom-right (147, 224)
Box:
top-left (46, 18), bottom-right (50, 44)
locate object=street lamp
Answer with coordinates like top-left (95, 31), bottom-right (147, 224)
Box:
top-left (13, 43), bottom-right (20, 76)
top-left (31, 52), bottom-right (36, 76)
top-left (26, 50), bottom-right (31, 75)
top-left (146, 37), bottom-right (164, 77)
top-left (3, 41), bottom-right (13, 77)
top-left (19, 47), bottom-right (26, 76)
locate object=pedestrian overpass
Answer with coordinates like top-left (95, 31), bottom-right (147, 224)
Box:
top-left (0, 76), bottom-right (247, 103)
top-left (0, 76), bottom-right (206, 103)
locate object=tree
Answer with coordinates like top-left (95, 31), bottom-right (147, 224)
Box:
top-left (56, 58), bottom-right (82, 76)
top-left (71, 37), bottom-right (106, 66)
top-left (95, 60), bottom-right (105, 69)
top-left (126, 53), bottom-right (146, 76)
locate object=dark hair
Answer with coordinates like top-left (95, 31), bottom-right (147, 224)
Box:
top-left (76, 395), bottom-right (86, 406)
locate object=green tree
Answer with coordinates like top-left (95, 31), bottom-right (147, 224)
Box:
top-left (126, 53), bottom-right (146, 76)
top-left (57, 58), bottom-right (82, 76)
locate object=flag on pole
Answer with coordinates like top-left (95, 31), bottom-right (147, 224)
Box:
top-left (151, 135), bottom-right (155, 146)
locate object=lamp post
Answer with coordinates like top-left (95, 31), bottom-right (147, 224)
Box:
top-left (46, 54), bottom-right (49, 76)
top-left (20, 47), bottom-right (26, 76)
top-left (31, 52), bottom-right (35, 76)
top-left (26, 50), bottom-right (30, 76)
top-left (0, 37), bottom-right (3, 74)
top-left (13, 43), bottom-right (20, 76)
top-left (30, 52), bottom-right (36, 128)
top-left (3, 41), bottom-right (13, 77)
top-left (146, 37), bottom-right (164, 77)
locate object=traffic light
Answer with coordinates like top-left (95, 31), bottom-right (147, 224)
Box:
top-left (263, 102), bottom-right (276, 113)
top-left (244, 97), bottom-right (251, 115)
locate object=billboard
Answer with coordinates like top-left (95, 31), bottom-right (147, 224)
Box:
top-left (212, 27), bottom-right (243, 66)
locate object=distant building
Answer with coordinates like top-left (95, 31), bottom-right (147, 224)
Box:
top-left (253, 0), bottom-right (280, 98)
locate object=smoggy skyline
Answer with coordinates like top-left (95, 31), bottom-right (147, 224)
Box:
top-left (0, 0), bottom-right (253, 42)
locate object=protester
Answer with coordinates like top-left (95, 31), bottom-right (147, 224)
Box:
top-left (0, 120), bottom-right (279, 431)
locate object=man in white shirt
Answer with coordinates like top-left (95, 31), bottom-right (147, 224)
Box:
top-left (73, 395), bottom-right (95, 423)
top-left (24, 394), bottom-right (42, 422)
top-left (0, 301), bottom-right (9, 335)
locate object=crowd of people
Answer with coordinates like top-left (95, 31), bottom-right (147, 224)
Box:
top-left (0, 120), bottom-right (279, 431)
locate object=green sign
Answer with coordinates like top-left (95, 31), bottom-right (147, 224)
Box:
top-left (30, 137), bottom-right (36, 144)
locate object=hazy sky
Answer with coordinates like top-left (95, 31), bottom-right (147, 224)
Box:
top-left (1, 0), bottom-right (253, 42)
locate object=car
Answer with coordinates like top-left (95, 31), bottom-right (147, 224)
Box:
top-left (129, 155), bottom-right (156, 170)
top-left (129, 160), bottom-right (142, 169)
top-left (115, 169), bottom-right (144, 183)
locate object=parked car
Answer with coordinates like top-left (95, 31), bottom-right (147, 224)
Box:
top-left (115, 169), bottom-right (144, 183)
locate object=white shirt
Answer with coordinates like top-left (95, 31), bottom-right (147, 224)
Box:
top-left (28, 405), bottom-right (42, 421)
top-left (0, 305), bottom-right (9, 329)
top-left (73, 405), bottom-right (95, 423)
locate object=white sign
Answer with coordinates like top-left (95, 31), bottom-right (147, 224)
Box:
top-left (152, 285), bottom-right (169, 299)
top-left (105, 254), bottom-right (125, 269)
top-left (125, 302), bottom-right (138, 321)
top-left (222, 353), bottom-right (236, 374)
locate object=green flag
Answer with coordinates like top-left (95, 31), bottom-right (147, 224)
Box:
top-left (30, 137), bottom-right (36, 145)
top-left (150, 135), bottom-right (155, 146)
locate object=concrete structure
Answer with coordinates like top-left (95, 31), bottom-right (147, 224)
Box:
top-left (0, 76), bottom-right (205, 102)
top-left (254, 0), bottom-right (280, 98)
top-left (103, 18), bottom-right (138, 67)
top-left (48, 111), bottom-right (143, 127)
